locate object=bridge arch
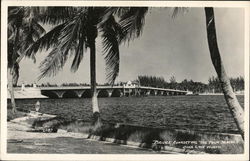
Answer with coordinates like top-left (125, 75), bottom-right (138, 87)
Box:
top-left (111, 89), bottom-right (123, 97)
top-left (41, 91), bottom-right (59, 98)
top-left (98, 89), bottom-right (110, 97)
top-left (81, 90), bottom-right (91, 98)
top-left (63, 90), bottom-right (78, 98)
top-left (163, 91), bottom-right (169, 96)
top-left (169, 91), bottom-right (176, 96)
top-left (158, 91), bottom-right (164, 96)
top-left (149, 90), bottom-right (157, 96)
top-left (39, 86), bottom-right (188, 98)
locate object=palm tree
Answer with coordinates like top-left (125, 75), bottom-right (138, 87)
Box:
top-left (26, 7), bottom-right (126, 127)
top-left (204, 7), bottom-right (244, 139)
top-left (8, 7), bottom-right (45, 113)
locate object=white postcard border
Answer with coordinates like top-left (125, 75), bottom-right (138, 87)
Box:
top-left (1, 1), bottom-right (249, 161)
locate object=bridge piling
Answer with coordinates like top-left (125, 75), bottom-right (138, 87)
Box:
top-left (106, 89), bottom-right (114, 97)
top-left (53, 91), bottom-right (66, 98)
top-left (75, 90), bottom-right (85, 98)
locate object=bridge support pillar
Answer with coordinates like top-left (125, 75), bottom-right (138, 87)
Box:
top-left (123, 88), bottom-right (132, 97)
top-left (96, 90), bottom-right (101, 96)
top-left (54, 91), bottom-right (66, 98)
top-left (154, 90), bottom-right (157, 96)
top-left (106, 89), bottom-right (114, 97)
top-left (75, 90), bottom-right (85, 98)
top-left (160, 91), bottom-right (164, 96)
top-left (129, 89), bottom-right (132, 96)
top-left (135, 89), bottom-right (140, 96)
top-left (120, 91), bottom-right (124, 97)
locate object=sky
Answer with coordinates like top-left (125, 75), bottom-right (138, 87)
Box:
top-left (17, 7), bottom-right (245, 85)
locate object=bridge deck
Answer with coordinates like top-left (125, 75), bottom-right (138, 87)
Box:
top-left (36, 86), bottom-right (187, 93)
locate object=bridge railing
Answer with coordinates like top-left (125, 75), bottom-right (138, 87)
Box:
top-left (139, 86), bottom-right (188, 93)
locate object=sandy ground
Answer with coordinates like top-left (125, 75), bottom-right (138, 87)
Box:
top-left (8, 122), bottom-right (88, 140)
top-left (7, 122), bottom-right (168, 154)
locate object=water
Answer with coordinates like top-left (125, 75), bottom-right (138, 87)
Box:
top-left (10, 95), bottom-right (244, 134)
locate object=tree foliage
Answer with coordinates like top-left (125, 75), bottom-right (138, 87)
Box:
top-left (138, 75), bottom-right (244, 93)
top-left (8, 7), bottom-right (45, 84)
top-left (208, 76), bottom-right (244, 93)
top-left (26, 7), bottom-right (143, 85)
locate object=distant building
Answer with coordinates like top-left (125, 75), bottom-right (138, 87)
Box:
top-left (186, 90), bottom-right (194, 95)
top-left (124, 81), bottom-right (139, 88)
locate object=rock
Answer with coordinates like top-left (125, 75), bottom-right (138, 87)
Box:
top-left (11, 112), bottom-right (57, 128)
top-left (8, 139), bottom-right (23, 143)
top-left (10, 111), bottom-right (67, 133)
top-left (33, 117), bottom-right (66, 133)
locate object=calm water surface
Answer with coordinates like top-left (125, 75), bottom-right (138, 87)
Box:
top-left (11, 95), bottom-right (244, 134)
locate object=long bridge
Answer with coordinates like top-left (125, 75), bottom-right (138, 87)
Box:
top-left (38, 85), bottom-right (188, 98)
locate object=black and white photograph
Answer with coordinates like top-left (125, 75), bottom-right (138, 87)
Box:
top-left (1, 1), bottom-right (249, 160)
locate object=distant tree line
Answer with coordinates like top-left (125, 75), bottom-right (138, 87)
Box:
top-left (137, 75), bottom-right (244, 93)
top-left (230, 76), bottom-right (244, 92)
top-left (16, 75), bottom-right (244, 93)
top-left (208, 76), bottom-right (244, 93)
top-left (60, 83), bottom-right (89, 86)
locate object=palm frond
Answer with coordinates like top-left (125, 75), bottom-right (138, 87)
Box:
top-left (70, 27), bottom-right (86, 72)
top-left (21, 25), bottom-right (40, 52)
top-left (37, 7), bottom-right (77, 25)
top-left (32, 21), bottom-right (46, 39)
top-left (8, 8), bottom-right (24, 29)
top-left (71, 9), bottom-right (88, 72)
top-left (171, 7), bottom-right (189, 18)
top-left (57, 10), bottom-right (87, 61)
top-left (8, 6), bottom-right (46, 64)
top-left (38, 48), bottom-right (67, 80)
top-left (104, 7), bottom-right (130, 19)
top-left (119, 7), bottom-right (148, 42)
top-left (25, 23), bottom-right (66, 57)
top-left (8, 25), bottom-right (15, 40)
top-left (100, 15), bottom-right (120, 85)
top-left (99, 10), bottom-right (125, 44)
top-left (58, 16), bottom-right (82, 55)
top-left (39, 10), bottom-right (88, 78)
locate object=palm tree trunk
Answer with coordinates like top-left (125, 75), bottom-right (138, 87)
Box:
top-left (89, 39), bottom-right (101, 128)
top-left (205, 7), bottom-right (244, 139)
top-left (8, 67), bottom-right (16, 114)
top-left (8, 26), bottom-right (20, 114)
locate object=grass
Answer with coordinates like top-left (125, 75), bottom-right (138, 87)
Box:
top-left (59, 120), bottom-right (93, 133)
top-left (57, 121), bottom-right (244, 154)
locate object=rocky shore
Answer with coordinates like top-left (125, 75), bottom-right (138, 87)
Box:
top-left (7, 112), bottom-right (169, 154)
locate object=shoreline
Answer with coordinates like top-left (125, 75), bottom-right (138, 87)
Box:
top-left (6, 111), bottom-right (244, 154)
top-left (7, 93), bottom-right (244, 99)
top-left (7, 121), bottom-right (168, 154)
top-left (199, 93), bottom-right (244, 96)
